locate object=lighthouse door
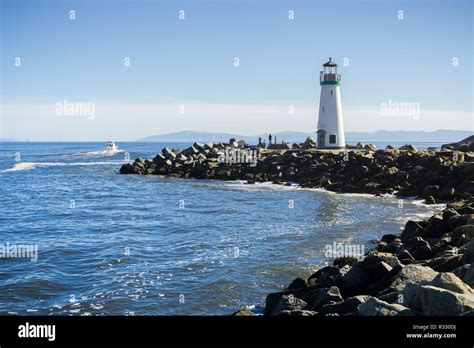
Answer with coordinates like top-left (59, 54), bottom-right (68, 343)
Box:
top-left (317, 130), bottom-right (326, 148)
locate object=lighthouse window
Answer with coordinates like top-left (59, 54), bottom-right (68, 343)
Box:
top-left (322, 106), bottom-right (325, 112)
top-left (329, 134), bottom-right (337, 144)
top-left (330, 90), bottom-right (334, 95)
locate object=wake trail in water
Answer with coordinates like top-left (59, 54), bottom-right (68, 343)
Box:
top-left (63, 150), bottom-right (125, 158)
top-left (1, 161), bottom-right (126, 173)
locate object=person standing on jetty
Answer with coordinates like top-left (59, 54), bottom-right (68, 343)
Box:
top-left (258, 137), bottom-right (262, 146)
top-left (268, 134), bottom-right (272, 145)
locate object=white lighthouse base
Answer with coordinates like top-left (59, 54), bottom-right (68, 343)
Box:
top-left (316, 84), bottom-right (345, 149)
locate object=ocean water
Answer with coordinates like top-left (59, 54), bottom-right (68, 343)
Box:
top-left (0, 142), bottom-right (443, 315)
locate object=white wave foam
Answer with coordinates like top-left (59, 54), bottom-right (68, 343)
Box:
top-left (1, 161), bottom-right (125, 173)
top-left (64, 150), bottom-right (125, 158)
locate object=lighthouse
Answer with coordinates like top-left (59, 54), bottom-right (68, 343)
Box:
top-left (316, 57), bottom-right (345, 149)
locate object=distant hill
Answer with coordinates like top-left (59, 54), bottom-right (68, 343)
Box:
top-left (0, 138), bottom-right (21, 142)
top-left (345, 130), bottom-right (473, 143)
top-left (139, 131), bottom-right (241, 143)
top-left (138, 129), bottom-right (473, 143)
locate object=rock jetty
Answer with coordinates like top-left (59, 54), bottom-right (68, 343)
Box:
top-left (119, 136), bottom-right (474, 316)
top-left (120, 137), bottom-right (473, 204)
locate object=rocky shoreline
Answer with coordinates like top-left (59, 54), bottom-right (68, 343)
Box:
top-left (241, 197), bottom-right (474, 316)
top-left (119, 137), bottom-right (474, 316)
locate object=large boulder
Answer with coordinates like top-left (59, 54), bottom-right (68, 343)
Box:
top-left (424, 215), bottom-right (449, 238)
top-left (366, 264), bottom-right (404, 296)
top-left (302, 136), bottom-right (315, 149)
top-left (388, 264), bottom-right (438, 292)
top-left (463, 239), bottom-right (474, 264)
top-left (152, 153), bottom-right (167, 165)
top-left (335, 266), bottom-right (373, 297)
top-left (287, 277), bottom-right (307, 291)
top-left (452, 225), bottom-right (474, 245)
top-left (307, 265), bottom-right (348, 288)
top-left (181, 146), bottom-right (199, 156)
top-left (403, 284), bottom-right (474, 315)
top-left (448, 214), bottom-right (474, 230)
top-left (364, 144), bottom-right (377, 151)
top-left (162, 147), bottom-right (176, 160)
top-left (302, 286), bottom-right (343, 311)
top-left (264, 287), bottom-right (311, 316)
top-left (453, 264), bottom-right (474, 287)
top-left (399, 144), bottom-right (417, 152)
top-left (427, 255), bottom-right (463, 272)
top-left (400, 220), bottom-right (425, 243)
top-left (429, 272), bottom-right (473, 294)
top-left (442, 135), bottom-right (474, 151)
top-left (318, 295), bottom-right (371, 316)
top-left (267, 294), bottom-right (307, 316)
top-left (358, 297), bottom-right (416, 316)
top-left (402, 237), bottom-right (432, 260)
top-left (119, 163), bottom-right (134, 174)
top-left (357, 252), bottom-right (402, 269)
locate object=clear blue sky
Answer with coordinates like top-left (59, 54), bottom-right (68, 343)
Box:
top-left (1, 0), bottom-right (473, 140)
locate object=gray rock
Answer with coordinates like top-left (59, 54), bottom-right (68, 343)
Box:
top-left (336, 266), bottom-right (372, 297)
top-left (366, 264), bottom-right (404, 296)
top-left (428, 255), bottom-right (463, 272)
top-left (288, 277), bottom-right (307, 291)
top-left (399, 144), bottom-right (417, 152)
top-left (152, 153), bottom-right (167, 165)
top-left (162, 147), bottom-right (176, 159)
top-left (404, 284), bottom-right (474, 315)
top-left (370, 261), bottom-right (393, 279)
top-left (403, 236), bottom-right (433, 260)
top-left (303, 286), bottom-right (343, 311)
top-left (461, 265), bottom-right (474, 287)
top-left (307, 265), bottom-right (348, 288)
top-left (193, 142), bottom-right (206, 152)
top-left (397, 249), bottom-right (415, 265)
top-left (429, 272), bottom-right (473, 294)
top-left (278, 309), bottom-right (316, 316)
top-left (364, 144), bottom-right (377, 151)
top-left (269, 294), bottom-right (307, 315)
top-left (400, 220), bottom-right (424, 243)
top-left (119, 163), bottom-right (134, 174)
top-left (302, 136), bottom-right (315, 149)
top-left (380, 234), bottom-right (400, 244)
top-left (453, 264), bottom-right (470, 281)
top-left (357, 252), bottom-right (402, 269)
top-left (388, 264), bottom-right (438, 292)
top-left (452, 224), bottom-right (474, 246)
top-left (204, 142), bottom-right (214, 150)
top-left (358, 297), bottom-right (416, 316)
top-left (449, 214), bottom-right (474, 230)
top-left (463, 239), bottom-right (474, 264)
top-left (319, 295), bottom-right (371, 315)
top-left (181, 146), bottom-right (199, 156)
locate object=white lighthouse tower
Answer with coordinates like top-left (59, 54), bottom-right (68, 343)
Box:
top-left (316, 57), bottom-right (345, 149)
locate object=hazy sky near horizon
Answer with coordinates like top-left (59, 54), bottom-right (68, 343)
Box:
top-left (1, 0), bottom-right (473, 141)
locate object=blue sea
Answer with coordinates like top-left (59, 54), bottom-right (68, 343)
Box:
top-left (0, 142), bottom-right (443, 315)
